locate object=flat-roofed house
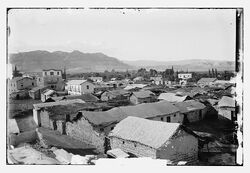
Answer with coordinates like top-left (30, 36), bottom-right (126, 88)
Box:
top-left (109, 116), bottom-right (198, 163)
top-left (65, 80), bottom-right (95, 95)
top-left (130, 90), bottom-right (156, 104)
top-left (218, 96), bottom-right (236, 121)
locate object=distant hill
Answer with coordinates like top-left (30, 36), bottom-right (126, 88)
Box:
top-left (9, 50), bottom-right (133, 73)
top-left (124, 59), bottom-right (235, 72)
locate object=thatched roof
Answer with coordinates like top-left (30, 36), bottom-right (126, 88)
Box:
top-left (109, 116), bottom-right (181, 149)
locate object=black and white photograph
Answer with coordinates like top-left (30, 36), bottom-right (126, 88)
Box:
top-left (4, 6), bottom-right (244, 166)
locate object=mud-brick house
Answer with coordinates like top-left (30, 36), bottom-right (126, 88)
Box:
top-left (217, 96), bottom-right (236, 121)
top-left (173, 100), bottom-right (207, 124)
top-left (66, 80), bottom-right (95, 95)
top-left (109, 116), bottom-right (199, 163)
top-left (33, 99), bottom-right (86, 133)
top-left (29, 86), bottom-right (48, 100)
top-left (66, 108), bottom-right (126, 153)
top-left (130, 90), bottom-right (156, 104)
top-left (100, 89), bottom-right (130, 102)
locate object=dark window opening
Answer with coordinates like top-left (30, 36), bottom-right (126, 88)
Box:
top-left (122, 141), bottom-right (125, 144)
top-left (134, 143), bottom-right (137, 147)
top-left (32, 82), bottom-right (34, 86)
top-left (100, 128), bottom-right (104, 132)
top-left (66, 114), bottom-right (70, 122)
top-left (167, 117), bottom-right (171, 122)
top-left (111, 127), bottom-right (114, 130)
top-left (21, 84), bottom-right (23, 87)
top-left (57, 72), bottom-right (59, 75)
top-left (53, 120), bottom-right (57, 130)
top-left (87, 85), bottom-right (89, 89)
top-left (50, 72), bottom-right (54, 75)
top-left (161, 117), bottom-right (164, 121)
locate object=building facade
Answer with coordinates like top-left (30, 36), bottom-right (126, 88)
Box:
top-left (9, 77), bottom-right (36, 94)
top-left (65, 80), bottom-right (95, 95)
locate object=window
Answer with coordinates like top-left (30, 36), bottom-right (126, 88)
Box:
top-left (57, 72), bottom-right (59, 75)
top-left (122, 141), bottom-right (125, 144)
top-left (174, 114), bottom-right (176, 117)
top-left (134, 143), bottom-right (137, 147)
top-left (161, 117), bottom-right (164, 121)
top-left (167, 117), bottom-right (171, 122)
top-left (111, 127), bottom-right (114, 130)
top-left (21, 84), bottom-right (23, 88)
top-left (50, 72), bottom-right (54, 75)
top-left (86, 85), bottom-right (89, 89)
top-left (32, 82), bottom-right (34, 86)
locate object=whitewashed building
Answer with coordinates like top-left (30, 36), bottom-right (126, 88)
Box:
top-left (65, 80), bottom-right (95, 95)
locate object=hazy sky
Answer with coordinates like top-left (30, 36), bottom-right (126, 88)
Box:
top-left (8, 8), bottom-right (236, 61)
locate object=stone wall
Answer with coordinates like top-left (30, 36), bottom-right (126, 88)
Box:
top-left (110, 136), bottom-right (157, 158)
top-left (65, 117), bottom-right (106, 153)
top-left (40, 110), bottom-right (51, 129)
top-left (157, 129), bottom-right (198, 163)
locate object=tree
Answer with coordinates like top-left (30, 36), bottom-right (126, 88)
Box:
top-left (12, 66), bottom-right (22, 78)
top-left (209, 69), bottom-right (211, 77)
top-left (149, 69), bottom-right (157, 76)
top-left (212, 68), bottom-right (215, 78)
top-left (215, 68), bottom-right (218, 77)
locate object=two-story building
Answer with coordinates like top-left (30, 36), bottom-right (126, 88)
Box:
top-left (178, 73), bottom-right (192, 85)
top-left (8, 77), bottom-right (36, 94)
top-left (65, 80), bottom-right (95, 95)
top-left (36, 69), bottom-right (65, 91)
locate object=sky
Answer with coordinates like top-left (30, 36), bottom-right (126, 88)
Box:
top-left (8, 8), bottom-right (236, 62)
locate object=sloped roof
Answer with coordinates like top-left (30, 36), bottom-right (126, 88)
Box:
top-left (109, 116), bottom-right (181, 149)
top-left (33, 99), bottom-right (85, 110)
top-left (119, 101), bottom-right (179, 118)
top-left (79, 101), bottom-right (179, 126)
top-left (42, 89), bottom-right (56, 96)
top-left (218, 96), bottom-right (235, 108)
top-left (11, 77), bottom-right (33, 82)
top-left (132, 90), bottom-right (155, 99)
top-left (103, 89), bottom-right (130, 97)
top-left (197, 78), bottom-right (217, 83)
top-left (51, 93), bottom-right (99, 102)
top-left (173, 100), bottom-right (206, 113)
top-left (107, 148), bottom-right (129, 158)
top-left (124, 84), bottom-right (147, 90)
top-left (158, 93), bottom-right (188, 102)
top-left (66, 80), bottom-right (87, 85)
top-left (30, 86), bottom-right (48, 92)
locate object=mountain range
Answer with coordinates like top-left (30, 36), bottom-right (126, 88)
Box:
top-left (9, 50), bottom-right (235, 73)
top-left (124, 59), bottom-right (235, 72)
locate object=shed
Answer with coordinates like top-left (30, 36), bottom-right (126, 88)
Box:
top-left (130, 90), bottom-right (156, 104)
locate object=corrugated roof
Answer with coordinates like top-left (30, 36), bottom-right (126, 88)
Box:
top-left (218, 96), bottom-right (235, 108)
top-left (109, 116), bottom-right (181, 149)
top-left (132, 90), bottom-right (155, 98)
top-left (158, 93), bottom-right (188, 102)
top-left (197, 78), bottom-right (217, 83)
top-left (33, 99), bottom-right (85, 110)
top-left (173, 100), bottom-right (206, 113)
top-left (66, 80), bottom-right (87, 85)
